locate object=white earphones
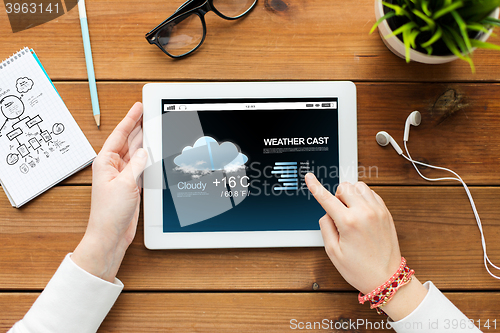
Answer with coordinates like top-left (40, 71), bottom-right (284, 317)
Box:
top-left (376, 111), bottom-right (500, 280)
top-left (376, 110), bottom-right (422, 155)
top-left (404, 110), bottom-right (421, 141)
top-left (376, 131), bottom-right (403, 155)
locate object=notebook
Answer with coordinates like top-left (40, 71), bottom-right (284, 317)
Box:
top-left (0, 47), bottom-right (96, 208)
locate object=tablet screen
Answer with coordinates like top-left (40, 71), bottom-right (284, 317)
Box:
top-left (161, 98), bottom-right (339, 232)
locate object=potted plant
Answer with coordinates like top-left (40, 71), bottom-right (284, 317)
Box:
top-left (371, 0), bottom-right (500, 71)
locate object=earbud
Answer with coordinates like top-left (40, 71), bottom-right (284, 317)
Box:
top-left (404, 111), bottom-right (421, 142)
top-left (376, 110), bottom-right (499, 280)
top-left (376, 111), bottom-right (421, 154)
top-left (376, 131), bottom-right (403, 155)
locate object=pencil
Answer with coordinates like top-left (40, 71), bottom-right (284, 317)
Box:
top-left (78, 0), bottom-right (100, 128)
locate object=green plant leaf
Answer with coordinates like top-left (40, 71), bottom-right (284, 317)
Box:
top-left (468, 58), bottom-right (476, 73)
top-left (442, 29), bottom-right (476, 73)
top-left (459, 0), bottom-right (500, 22)
top-left (442, 28), bottom-right (467, 59)
top-left (471, 38), bottom-right (500, 50)
top-left (403, 28), bottom-right (412, 62)
top-left (408, 29), bottom-right (421, 48)
top-left (384, 21), bottom-right (418, 39)
top-left (467, 23), bottom-right (490, 34)
top-left (371, 0), bottom-right (500, 66)
top-left (370, 11), bottom-right (396, 34)
top-left (421, 0), bottom-right (432, 16)
top-left (481, 17), bottom-right (500, 27)
top-left (432, 1), bottom-right (464, 20)
top-left (446, 25), bottom-right (469, 54)
top-left (382, 1), bottom-right (411, 17)
top-left (421, 26), bottom-right (443, 47)
top-left (451, 10), bottom-right (472, 52)
top-left (413, 9), bottom-right (436, 29)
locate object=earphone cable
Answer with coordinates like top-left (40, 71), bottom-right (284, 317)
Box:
top-left (402, 141), bottom-right (500, 280)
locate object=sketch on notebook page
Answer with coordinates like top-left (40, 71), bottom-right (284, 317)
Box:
top-left (0, 76), bottom-right (67, 175)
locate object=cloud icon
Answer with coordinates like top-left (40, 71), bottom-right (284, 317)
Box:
top-left (16, 77), bottom-right (34, 94)
top-left (174, 136), bottom-right (248, 173)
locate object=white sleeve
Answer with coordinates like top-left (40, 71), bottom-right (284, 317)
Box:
top-left (388, 281), bottom-right (481, 333)
top-left (8, 253), bottom-right (123, 333)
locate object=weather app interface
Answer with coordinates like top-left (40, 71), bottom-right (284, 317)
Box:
top-left (161, 98), bottom-right (339, 233)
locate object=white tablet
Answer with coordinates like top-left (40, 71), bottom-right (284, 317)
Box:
top-left (143, 81), bottom-right (357, 249)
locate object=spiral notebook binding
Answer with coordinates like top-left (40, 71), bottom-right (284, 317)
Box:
top-left (0, 47), bottom-right (30, 70)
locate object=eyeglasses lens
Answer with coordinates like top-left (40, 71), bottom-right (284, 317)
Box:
top-left (158, 14), bottom-right (204, 57)
top-left (212, 0), bottom-right (257, 18)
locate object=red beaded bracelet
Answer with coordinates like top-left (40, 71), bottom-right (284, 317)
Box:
top-left (358, 257), bottom-right (415, 315)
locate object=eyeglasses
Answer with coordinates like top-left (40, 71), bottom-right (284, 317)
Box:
top-left (145, 0), bottom-right (258, 58)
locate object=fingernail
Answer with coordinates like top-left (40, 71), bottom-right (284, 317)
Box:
top-left (136, 148), bottom-right (147, 159)
top-left (305, 173), bottom-right (315, 181)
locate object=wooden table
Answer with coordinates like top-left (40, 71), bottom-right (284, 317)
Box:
top-left (2, 0), bottom-right (500, 331)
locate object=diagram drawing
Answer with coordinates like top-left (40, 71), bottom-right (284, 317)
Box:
top-left (0, 77), bottom-right (67, 175)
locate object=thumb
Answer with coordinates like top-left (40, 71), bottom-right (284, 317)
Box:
top-left (319, 213), bottom-right (340, 258)
top-left (119, 148), bottom-right (148, 187)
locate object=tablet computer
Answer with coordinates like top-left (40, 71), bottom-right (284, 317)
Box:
top-left (143, 81), bottom-right (357, 249)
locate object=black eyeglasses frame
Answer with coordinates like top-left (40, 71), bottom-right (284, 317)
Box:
top-left (145, 0), bottom-right (258, 58)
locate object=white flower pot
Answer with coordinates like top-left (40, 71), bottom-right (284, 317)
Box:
top-left (374, 0), bottom-right (500, 64)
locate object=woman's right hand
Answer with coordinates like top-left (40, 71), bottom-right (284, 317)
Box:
top-left (305, 173), bottom-right (427, 320)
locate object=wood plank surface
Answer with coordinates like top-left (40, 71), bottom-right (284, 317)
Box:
top-left (2, 292), bottom-right (499, 332)
top-left (1, 186), bottom-right (499, 291)
top-left (2, 0), bottom-right (500, 331)
top-left (56, 82), bottom-right (500, 185)
top-left (2, 0), bottom-right (500, 82)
